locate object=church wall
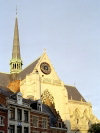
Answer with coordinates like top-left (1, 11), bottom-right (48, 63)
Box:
top-left (68, 100), bottom-right (96, 133)
top-left (20, 52), bottom-right (99, 133)
top-left (20, 72), bottom-right (71, 132)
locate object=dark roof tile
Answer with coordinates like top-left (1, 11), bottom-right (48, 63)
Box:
top-left (18, 58), bottom-right (40, 80)
top-left (0, 73), bottom-right (10, 87)
top-left (65, 85), bottom-right (86, 102)
top-left (0, 87), bottom-right (14, 97)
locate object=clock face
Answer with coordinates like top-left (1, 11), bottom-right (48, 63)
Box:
top-left (40, 62), bottom-right (51, 74)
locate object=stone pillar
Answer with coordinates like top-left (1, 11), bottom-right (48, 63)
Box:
top-left (15, 125), bottom-right (17, 133)
top-left (15, 107), bottom-right (17, 121)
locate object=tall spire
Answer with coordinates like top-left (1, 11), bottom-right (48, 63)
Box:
top-left (10, 15), bottom-right (23, 73)
top-left (12, 17), bottom-right (21, 59)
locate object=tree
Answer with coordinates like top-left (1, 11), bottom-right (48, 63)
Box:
top-left (88, 123), bottom-right (100, 133)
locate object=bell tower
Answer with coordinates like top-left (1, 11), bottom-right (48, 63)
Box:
top-left (10, 15), bottom-right (23, 73)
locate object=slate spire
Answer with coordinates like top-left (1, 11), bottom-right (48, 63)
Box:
top-left (10, 16), bottom-right (23, 73)
top-left (12, 17), bottom-right (21, 59)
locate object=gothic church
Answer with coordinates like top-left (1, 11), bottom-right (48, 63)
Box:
top-left (0, 16), bottom-right (99, 133)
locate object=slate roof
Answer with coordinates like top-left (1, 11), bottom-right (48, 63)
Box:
top-left (12, 18), bottom-right (21, 59)
top-left (42, 104), bottom-right (57, 127)
top-left (0, 73), bottom-right (10, 87)
top-left (0, 57), bottom-right (40, 87)
top-left (0, 87), bottom-right (14, 97)
top-left (65, 85), bottom-right (86, 102)
top-left (18, 58), bottom-right (40, 80)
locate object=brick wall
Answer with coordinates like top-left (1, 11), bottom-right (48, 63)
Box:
top-left (30, 111), bottom-right (50, 133)
top-left (0, 109), bottom-right (8, 133)
top-left (0, 94), bottom-right (6, 106)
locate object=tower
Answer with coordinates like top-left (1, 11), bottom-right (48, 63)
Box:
top-left (10, 16), bottom-right (23, 73)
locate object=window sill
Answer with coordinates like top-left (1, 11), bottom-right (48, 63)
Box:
top-left (0, 124), bottom-right (4, 127)
top-left (9, 118), bottom-right (15, 121)
top-left (24, 121), bottom-right (29, 123)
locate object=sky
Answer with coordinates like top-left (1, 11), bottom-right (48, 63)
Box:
top-left (0, 0), bottom-right (100, 119)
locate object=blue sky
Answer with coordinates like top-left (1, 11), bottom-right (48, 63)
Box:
top-left (0, 0), bottom-right (100, 119)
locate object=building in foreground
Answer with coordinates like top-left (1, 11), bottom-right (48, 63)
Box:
top-left (0, 88), bottom-right (67, 133)
top-left (0, 15), bottom-right (99, 133)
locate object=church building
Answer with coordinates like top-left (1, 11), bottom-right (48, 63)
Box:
top-left (0, 15), bottom-right (99, 133)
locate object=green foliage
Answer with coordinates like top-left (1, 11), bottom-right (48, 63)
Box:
top-left (88, 123), bottom-right (100, 133)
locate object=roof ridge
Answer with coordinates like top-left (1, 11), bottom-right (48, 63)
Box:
top-left (0, 72), bottom-right (10, 75)
top-left (64, 84), bottom-right (76, 87)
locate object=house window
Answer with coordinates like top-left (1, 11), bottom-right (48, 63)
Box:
top-left (0, 116), bottom-right (4, 126)
top-left (24, 110), bottom-right (28, 122)
top-left (33, 116), bottom-right (39, 128)
top-left (17, 109), bottom-right (22, 121)
top-left (42, 118), bottom-right (47, 129)
top-left (9, 125), bottom-right (15, 133)
top-left (10, 107), bottom-right (15, 120)
top-left (17, 126), bottom-right (22, 133)
top-left (24, 127), bottom-right (28, 133)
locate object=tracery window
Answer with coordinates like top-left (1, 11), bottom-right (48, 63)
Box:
top-left (41, 90), bottom-right (54, 107)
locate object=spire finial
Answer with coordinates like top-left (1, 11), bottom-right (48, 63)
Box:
top-left (43, 48), bottom-right (46, 53)
top-left (16, 6), bottom-right (18, 16)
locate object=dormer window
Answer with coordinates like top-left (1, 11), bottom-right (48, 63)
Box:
top-left (37, 100), bottom-right (42, 111)
top-left (58, 122), bottom-right (62, 128)
top-left (37, 103), bottom-right (42, 111)
top-left (17, 92), bottom-right (22, 105)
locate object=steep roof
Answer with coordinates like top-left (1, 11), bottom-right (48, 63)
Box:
top-left (0, 73), bottom-right (10, 87)
top-left (65, 85), bottom-right (86, 102)
top-left (0, 87), bottom-right (14, 97)
top-left (42, 104), bottom-right (57, 127)
top-left (0, 57), bottom-right (40, 88)
top-left (18, 58), bottom-right (40, 80)
top-left (12, 17), bottom-right (21, 59)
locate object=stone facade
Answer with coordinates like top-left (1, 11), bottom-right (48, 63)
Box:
top-left (20, 52), bottom-right (99, 133)
top-left (7, 93), bottom-right (30, 133)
